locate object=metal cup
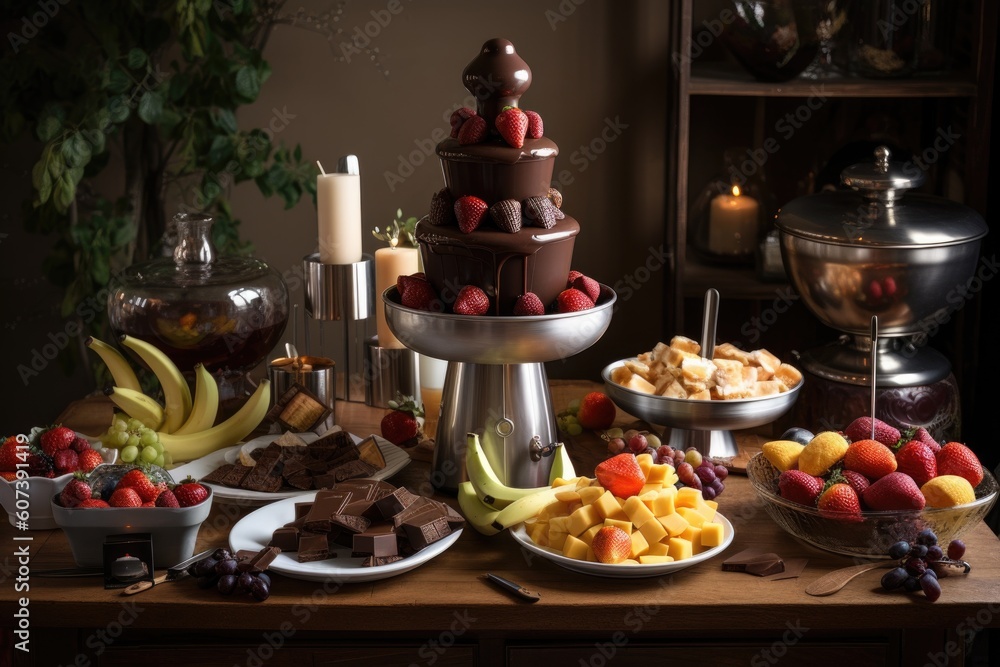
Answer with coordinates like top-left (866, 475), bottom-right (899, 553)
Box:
top-left (267, 356), bottom-right (336, 432)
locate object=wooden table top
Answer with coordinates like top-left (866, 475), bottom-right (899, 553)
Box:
top-left (3, 380), bottom-right (999, 635)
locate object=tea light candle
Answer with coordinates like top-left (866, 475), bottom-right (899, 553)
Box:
top-left (374, 242), bottom-right (420, 348)
top-left (317, 173), bottom-right (363, 265)
top-left (708, 185), bottom-right (759, 255)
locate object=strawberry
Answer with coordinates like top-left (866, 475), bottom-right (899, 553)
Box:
top-left (77, 498), bottom-right (110, 509)
top-left (141, 501), bottom-right (156, 507)
top-left (911, 427), bottom-right (940, 453)
top-left (595, 453), bottom-right (646, 499)
top-left (844, 416), bottom-right (900, 448)
top-left (397, 272), bottom-right (427, 296)
top-left (59, 475), bottom-right (93, 508)
top-left (0, 436), bottom-right (21, 471)
top-left (118, 468), bottom-right (160, 503)
top-left (26, 451), bottom-right (53, 478)
top-left (0, 472), bottom-right (16, 482)
top-left (591, 525), bottom-right (631, 564)
top-left (109, 487), bottom-right (143, 508)
top-left (547, 187), bottom-right (563, 210)
top-left (454, 195), bottom-right (489, 234)
top-left (523, 110), bottom-right (544, 139)
top-left (777, 469), bottom-right (824, 507)
top-left (77, 449), bottom-right (104, 473)
top-left (155, 488), bottom-right (180, 508)
top-left (173, 478), bottom-right (210, 507)
top-left (495, 106), bottom-right (528, 148)
top-left (935, 442), bottom-right (984, 487)
top-left (39, 426), bottom-right (75, 457)
top-left (522, 196), bottom-right (557, 229)
top-left (489, 198), bottom-right (522, 233)
top-left (576, 392), bottom-right (616, 431)
top-left (449, 106), bottom-right (476, 138)
top-left (843, 439), bottom-right (897, 480)
top-left (70, 436), bottom-right (92, 453)
top-left (566, 270), bottom-right (584, 287)
top-left (840, 469), bottom-right (871, 497)
top-left (457, 114), bottom-right (487, 145)
top-left (571, 275), bottom-right (601, 303)
top-left (862, 471), bottom-right (926, 511)
top-left (400, 279), bottom-right (443, 312)
top-left (380, 395), bottom-right (424, 448)
top-left (53, 449), bottom-right (79, 474)
top-left (556, 288), bottom-right (594, 313)
top-left (895, 440), bottom-right (938, 487)
top-left (513, 292), bottom-right (545, 316)
top-left (817, 483), bottom-right (862, 521)
top-left (428, 188), bottom-right (455, 226)
top-left (453, 285), bottom-right (490, 316)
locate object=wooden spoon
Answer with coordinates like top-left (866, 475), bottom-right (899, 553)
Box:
top-left (805, 562), bottom-right (892, 596)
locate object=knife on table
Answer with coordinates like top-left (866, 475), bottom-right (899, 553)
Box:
top-left (121, 548), bottom-right (215, 596)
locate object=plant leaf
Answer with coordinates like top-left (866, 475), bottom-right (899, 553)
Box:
top-left (108, 68), bottom-right (131, 94)
top-left (108, 95), bottom-right (131, 123)
top-left (127, 48), bottom-right (147, 69)
top-left (211, 108), bottom-right (238, 134)
top-left (234, 65), bottom-right (260, 101)
top-left (138, 90), bottom-right (165, 124)
top-left (37, 114), bottom-right (61, 142)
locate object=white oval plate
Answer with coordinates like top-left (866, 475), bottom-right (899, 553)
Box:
top-left (510, 513), bottom-right (734, 578)
top-left (169, 432), bottom-right (410, 506)
top-left (228, 491), bottom-right (462, 583)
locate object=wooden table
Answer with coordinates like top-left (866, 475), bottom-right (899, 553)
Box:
top-left (2, 381), bottom-right (998, 666)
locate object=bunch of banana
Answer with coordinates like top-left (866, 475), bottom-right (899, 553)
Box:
top-left (87, 335), bottom-right (270, 464)
top-left (460, 432), bottom-right (588, 535)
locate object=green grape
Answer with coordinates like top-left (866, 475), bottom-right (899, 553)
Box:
top-left (151, 441), bottom-right (164, 454)
top-left (154, 454), bottom-right (165, 468)
top-left (127, 418), bottom-right (144, 431)
top-left (140, 431), bottom-right (158, 447)
top-left (112, 418), bottom-right (129, 432)
top-left (605, 427), bottom-right (624, 439)
top-left (646, 434), bottom-right (662, 449)
top-left (113, 431), bottom-right (130, 448)
top-left (126, 434), bottom-right (140, 448)
top-left (567, 398), bottom-right (581, 415)
top-left (120, 445), bottom-right (139, 463)
top-left (566, 423), bottom-right (583, 436)
top-left (162, 451), bottom-right (172, 466)
top-left (140, 446), bottom-right (158, 463)
top-left (563, 415), bottom-right (578, 425)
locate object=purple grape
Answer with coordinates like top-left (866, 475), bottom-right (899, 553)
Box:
top-left (904, 557), bottom-right (927, 576)
top-left (696, 466), bottom-right (717, 484)
top-left (947, 539), bottom-right (966, 560)
top-left (257, 572), bottom-right (271, 586)
top-left (217, 574), bottom-right (238, 595)
top-left (881, 566), bottom-right (908, 591)
top-left (710, 479), bottom-right (724, 494)
top-left (628, 433), bottom-right (648, 454)
top-left (909, 544), bottom-right (928, 559)
top-left (920, 573), bottom-right (942, 602)
top-left (926, 545), bottom-right (944, 562)
top-left (888, 541), bottom-right (910, 559)
top-left (190, 557), bottom-right (217, 578)
top-left (903, 576), bottom-right (921, 592)
top-left (685, 475), bottom-right (702, 491)
top-left (916, 528), bottom-right (938, 546)
top-left (215, 558), bottom-right (239, 576)
top-left (702, 485), bottom-right (717, 501)
top-left (196, 575), bottom-right (218, 589)
top-left (250, 578), bottom-right (270, 601)
top-left (238, 572), bottom-right (255, 592)
top-left (213, 548), bottom-right (232, 561)
top-left (713, 464), bottom-right (729, 481)
top-left (644, 446), bottom-right (657, 459)
top-left (656, 445), bottom-right (672, 462)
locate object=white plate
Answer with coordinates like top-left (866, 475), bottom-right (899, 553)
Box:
top-left (228, 491), bottom-right (462, 583)
top-left (510, 513), bottom-right (734, 578)
top-left (169, 432), bottom-right (410, 506)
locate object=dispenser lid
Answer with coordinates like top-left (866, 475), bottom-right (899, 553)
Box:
top-left (776, 146), bottom-right (988, 248)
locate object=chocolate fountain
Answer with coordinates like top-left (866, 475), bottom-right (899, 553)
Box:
top-left (776, 147), bottom-right (988, 439)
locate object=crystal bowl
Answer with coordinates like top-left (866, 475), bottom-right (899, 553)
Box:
top-left (746, 453), bottom-right (999, 558)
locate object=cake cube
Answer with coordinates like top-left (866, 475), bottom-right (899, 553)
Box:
top-left (624, 358), bottom-right (653, 381)
top-left (610, 366), bottom-right (633, 385)
top-left (751, 348), bottom-right (782, 379)
top-left (688, 389), bottom-right (711, 400)
top-left (666, 346), bottom-right (699, 368)
top-left (773, 362), bottom-right (803, 390)
top-left (625, 374), bottom-right (657, 395)
top-left (713, 342), bottom-right (752, 366)
top-left (681, 356), bottom-right (715, 382)
top-left (669, 335), bottom-right (701, 355)
top-left (712, 358), bottom-right (746, 399)
top-left (659, 379), bottom-right (687, 399)
top-left (749, 380), bottom-right (784, 397)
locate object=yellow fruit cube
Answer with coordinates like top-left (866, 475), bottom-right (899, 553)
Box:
top-left (645, 463), bottom-right (672, 484)
top-left (638, 517), bottom-right (668, 545)
top-left (528, 521), bottom-right (548, 544)
top-left (622, 558), bottom-right (640, 565)
top-left (704, 499), bottom-right (718, 510)
top-left (677, 506), bottom-right (706, 528)
top-left (700, 521), bottom-right (724, 548)
top-left (579, 524), bottom-right (602, 546)
top-left (555, 490), bottom-right (581, 503)
top-left (586, 546), bottom-right (597, 562)
top-left (593, 491), bottom-right (627, 521)
top-left (639, 554), bottom-right (675, 564)
top-left (635, 452), bottom-right (655, 476)
top-left (537, 500), bottom-right (571, 521)
top-left (629, 530), bottom-right (650, 558)
top-left (657, 512), bottom-right (689, 537)
top-left (679, 525), bottom-right (702, 546)
top-left (676, 486), bottom-right (702, 509)
top-left (568, 504), bottom-right (602, 536)
top-left (551, 477), bottom-right (576, 487)
top-left (565, 501), bottom-right (583, 516)
top-left (640, 482), bottom-right (663, 496)
top-left (646, 541), bottom-right (670, 556)
top-left (578, 486), bottom-right (605, 506)
top-left (694, 501), bottom-right (716, 523)
top-left (548, 530), bottom-right (569, 551)
top-left (562, 534), bottom-right (590, 561)
top-left (548, 515), bottom-right (572, 533)
top-left (651, 490), bottom-right (676, 517)
top-left (639, 490), bottom-right (660, 511)
top-left (667, 537), bottom-right (693, 561)
top-left (603, 518), bottom-right (633, 534)
top-left (623, 495), bottom-right (657, 527)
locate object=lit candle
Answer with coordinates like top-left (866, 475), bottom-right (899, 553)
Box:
top-left (374, 241), bottom-right (420, 348)
top-left (317, 173), bottom-right (363, 265)
top-left (708, 185), bottom-right (759, 255)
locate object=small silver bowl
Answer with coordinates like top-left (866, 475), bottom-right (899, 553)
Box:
top-left (602, 359), bottom-right (801, 458)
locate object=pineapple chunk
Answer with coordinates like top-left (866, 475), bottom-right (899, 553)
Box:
top-left (635, 453), bottom-right (655, 476)
top-left (562, 534), bottom-right (590, 561)
top-left (645, 463), bottom-right (672, 484)
top-left (640, 482), bottom-right (663, 497)
top-left (568, 504), bottom-right (602, 536)
top-left (638, 517), bottom-right (668, 545)
top-left (623, 495), bottom-right (657, 528)
top-left (579, 524), bottom-right (603, 546)
top-left (578, 486), bottom-right (605, 506)
top-left (548, 516), bottom-right (572, 533)
top-left (679, 525), bottom-right (703, 546)
top-left (677, 506), bottom-right (707, 528)
top-left (676, 486), bottom-right (703, 509)
top-left (667, 537), bottom-right (694, 561)
top-left (629, 530), bottom-right (650, 558)
top-left (548, 531), bottom-right (569, 551)
top-left (651, 490), bottom-right (676, 517)
top-left (657, 512), bottom-right (689, 537)
top-left (645, 541), bottom-right (670, 557)
top-left (639, 554), bottom-right (675, 565)
top-left (603, 518), bottom-right (633, 534)
top-left (700, 521), bottom-right (724, 548)
top-left (593, 491), bottom-right (627, 520)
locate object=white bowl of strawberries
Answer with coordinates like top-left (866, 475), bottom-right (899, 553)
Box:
top-left (746, 417), bottom-right (998, 558)
top-left (50, 465), bottom-right (212, 567)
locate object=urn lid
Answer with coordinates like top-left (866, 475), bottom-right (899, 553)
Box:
top-left (776, 146), bottom-right (987, 248)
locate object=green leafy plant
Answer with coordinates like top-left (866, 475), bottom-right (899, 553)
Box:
top-left (371, 209), bottom-right (419, 248)
top-left (1, 0), bottom-right (317, 384)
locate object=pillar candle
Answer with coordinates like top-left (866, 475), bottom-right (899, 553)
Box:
top-left (317, 173), bottom-right (363, 265)
top-left (708, 185), bottom-right (759, 255)
top-left (374, 245), bottom-right (420, 348)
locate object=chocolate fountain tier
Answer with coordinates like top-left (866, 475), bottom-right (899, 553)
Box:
top-left (416, 215), bottom-right (579, 315)
top-left (437, 137), bottom-right (558, 205)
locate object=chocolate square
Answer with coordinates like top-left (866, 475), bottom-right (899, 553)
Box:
top-left (296, 532), bottom-right (330, 562)
top-left (374, 486), bottom-right (419, 520)
top-left (302, 490), bottom-right (353, 532)
top-left (312, 472), bottom-right (338, 489)
top-left (401, 515), bottom-right (452, 551)
top-left (352, 523), bottom-right (398, 557)
top-left (221, 464), bottom-right (254, 488)
top-left (269, 526), bottom-right (300, 552)
top-left (200, 464), bottom-right (236, 486)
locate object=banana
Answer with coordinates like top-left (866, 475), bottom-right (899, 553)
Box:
top-left (86, 336), bottom-right (141, 392)
top-left (157, 379), bottom-right (270, 463)
top-left (120, 335), bottom-right (193, 433)
top-left (105, 386), bottom-right (165, 430)
top-left (457, 481), bottom-right (501, 536)
top-left (173, 363), bottom-right (219, 435)
top-left (547, 442), bottom-right (577, 484)
top-left (465, 433), bottom-right (550, 509)
top-left (491, 477), bottom-right (589, 532)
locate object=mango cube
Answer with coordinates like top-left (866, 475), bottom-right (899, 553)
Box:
top-left (578, 486), bottom-right (605, 506)
top-left (635, 452), bottom-right (655, 476)
top-left (555, 490), bottom-right (581, 503)
top-left (700, 521), bottom-right (724, 548)
top-left (537, 500), bottom-right (570, 521)
top-left (679, 525), bottom-right (702, 546)
top-left (548, 515), bottom-right (572, 533)
top-left (562, 534), bottom-right (590, 561)
top-left (640, 483), bottom-right (663, 496)
top-left (548, 531), bottom-right (569, 551)
top-left (528, 521), bottom-right (549, 545)
top-left (667, 536), bottom-right (693, 561)
top-left (638, 517), bottom-right (668, 545)
top-left (677, 506), bottom-right (706, 528)
top-left (639, 554), bottom-right (675, 564)
top-left (676, 486), bottom-right (702, 509)
top-left (639, 490), bottom-right (660, 511)
top-left (694, 501), bottom-right (717, 523)
top-left (651, 490), bottom-right (676, 516)
top-left (645, 541), bottom-right (670, 557)
top-left (645, 464), bottom-right (672, 484)
top-left (657, 511), bottom-right (689, 537)
top-left (623, 495), bottom-right (657, 528)
top-left (603, 518), bottom-right (633, 534)
top-left (593, 491), bottom-right (627, 520)
top-left (579, 523), bottom-right (602, 546)
top-left (568, 504), bottom-right (602, 536)
top-left (629, 530), bottom-right (650, 558)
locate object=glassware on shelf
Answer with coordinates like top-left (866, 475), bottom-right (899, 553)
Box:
top-left (799, 0), bottom-right (852, 79)
top-left (720, 0), bottom-right (820, 82)
top-left (849, 0), bottom-right (920, 78)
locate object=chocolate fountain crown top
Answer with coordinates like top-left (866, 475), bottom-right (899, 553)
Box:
top-left (463, 38), bottom-right (532, 129)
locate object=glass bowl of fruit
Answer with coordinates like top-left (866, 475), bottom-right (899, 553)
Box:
top-left (746, 452), bottom-right (998, 558)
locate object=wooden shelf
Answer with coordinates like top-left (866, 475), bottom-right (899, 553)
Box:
top-left (688, 61), bottom-right (979, 98)
top-left (681, 252), bottom-right (788, 300)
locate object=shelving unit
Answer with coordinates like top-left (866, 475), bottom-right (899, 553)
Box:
top-left (664, 0), bottom-right (995, 429)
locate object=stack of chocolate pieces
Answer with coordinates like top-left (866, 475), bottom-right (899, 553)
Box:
top-left (200, 430), bottom-right (386, 493)
top-left (268, 479), bottom-right (464, 566)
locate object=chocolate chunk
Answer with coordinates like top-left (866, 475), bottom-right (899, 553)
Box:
top-left (360, 554), bottom-right (404, 567)
top-left (283, 516), bottom-right (308, 529)
top-left (296, 532), bottom-right (330, 562)
top-left (234, 549), bottom-right (259, 564)
top-left (352, 523), bottom-right (399, 557)
top-left (241, 445), bottom-right (285, 492)
top-left (281, 458), bottom-right (308, 478)
top-left (267, 383), bottom-right (333, 432)
top-left (722, 551), bottom-right (785, 576)
top-left (269, 526), bottom-right (300, 552)
top-left (401, 515), bottom-right (452, 551)
top-left (221, 464), bottom-right (253, 488)
top-left (341, 499), bottom-right (382, 522)
top-left (334, 459), bottom-right (377, 482)
top-left (312, 472), bottom-right (338, 489)
top-left (285, 471), bottom-right (314, 490)
top-left (391, 496), bottom-right (448, 529)
top-left (374, 486), bottom-right (419, 519)
top-left (293, 501), bottom-right (313, 520)
top-left (245, 546), bottom-right (281, 572)
top-left (302, 490), bottom-right (354, 532)
top-left (201, 464), bottom-right (236, 485)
